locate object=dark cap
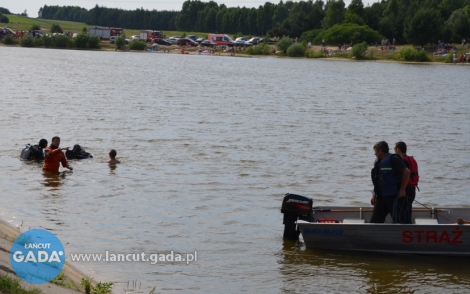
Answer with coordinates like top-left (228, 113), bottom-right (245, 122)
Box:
top-left (39, 139), bottom-right (48, 148)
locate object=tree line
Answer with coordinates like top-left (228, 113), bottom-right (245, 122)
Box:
top-left (37, 0), bottom-right (470, 45)
top-left (38, 5), bottom-right (178, 31)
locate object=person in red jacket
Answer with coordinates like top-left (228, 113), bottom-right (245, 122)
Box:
top-left (42, 136), bottom-right (73, 173)
top-left (394, 141), bottom-right (419, 223)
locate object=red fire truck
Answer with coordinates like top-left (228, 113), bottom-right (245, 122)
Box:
top-left (139, 30), bottom-right (163, 42)
top-left (88, 26), bottom-right (123, 40)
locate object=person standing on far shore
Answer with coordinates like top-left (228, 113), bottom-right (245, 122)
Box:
top-left (107, 149), bottom-right (120, 164)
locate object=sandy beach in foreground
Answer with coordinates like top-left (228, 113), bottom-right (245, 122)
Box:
top-left (0, 218), bottom-right (89, 293)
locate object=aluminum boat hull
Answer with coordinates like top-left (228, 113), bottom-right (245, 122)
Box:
top-left (296, 206), bottom-right (470, 255)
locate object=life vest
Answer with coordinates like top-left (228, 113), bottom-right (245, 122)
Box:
top-left (379, 154), bottom-right (402, 196)
top-left (402, 155), bottom-right (419, 187)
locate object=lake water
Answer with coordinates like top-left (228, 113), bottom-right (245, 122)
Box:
top-left (1, 46), bottom-right (470, 293)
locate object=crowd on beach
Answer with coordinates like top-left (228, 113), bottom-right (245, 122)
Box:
top-left (453, 52), bottom-right (469, 65)
top-left (0, 27), bottom-right (75, 39)
top-left (432, 39), bottom-right (470, 57)
top-left (376, 38), bottom-right (397, 51)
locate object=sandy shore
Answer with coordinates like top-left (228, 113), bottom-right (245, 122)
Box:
top-left (0, 218), bottom-right (89, 293)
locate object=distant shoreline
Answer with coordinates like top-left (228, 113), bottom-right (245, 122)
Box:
top-left (2, 40), bottom-right (469, 65)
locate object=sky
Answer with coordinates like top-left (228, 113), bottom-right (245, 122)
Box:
top-left (5, 0), bottom-right (376, 18)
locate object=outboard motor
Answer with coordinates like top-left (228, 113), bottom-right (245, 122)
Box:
top-left (281, 193), bottom-right (313, 240)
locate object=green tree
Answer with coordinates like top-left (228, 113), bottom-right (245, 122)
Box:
top-left (3, 34), bottom-right (14, 45)
top-left (378, 0), bottom-right (399, 41)
top-left (404, 7), bottom-right (442, 46)
top-left (176, 0), bottom-right (205, 31)
top-left (315, 23), bottom-right (382, 45)
top-left (51, 34), bottom-right (69, 47)
top-left (301, 29), bottom-right (323, 43)
top-left (363, 2), bottom-right (386, 31)
top-left (261, 2), bottom-right (275, 34)
top-left (348, 0), bottom-right (364, 18)
top-left (74, 33), bottom-right (89, 48)
top-left (0, 7), bottom-right (11, 14)
top-left (350, 41), bottom-right (368, 58)
top-left (287, 43), bottom-right (306, 57)
top-left (399, 48), bottom-right (430, 62)
top-left (30, 24), bottom-right (41, 31)
top-left (20, 35), bottom-right (35, 47)
top-left (205, 7), bottom-right (217, 33)
top-left (88, 35), bottom-right (101, 48)
top-left (0, 12), bottom-right (9, 23)
top-left (272, 3), bottom-right (288, 26)
top-left (442, 7), bottom-right (470, 42)
top-left (129, 40), bottom-right (147, 50)
top-left (245, 42), bottom-right (271, 55)
top-left (115, 36), bottom-right (126, 49)
top-left (276, 36), bottom-right (293, 53)
top-left (343, 12), bottom-right (365, 25)
top-left (309, 0), bottom-right (326, 30)
top-left (51, 23), bottom-right (63, 33)
top-left (438, 0), bottom-right (470, 21)
top-left (322, 0), bottom-right (346, 29)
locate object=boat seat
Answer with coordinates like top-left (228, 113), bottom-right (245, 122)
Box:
top-left (414, 218), bottom-right (439, 225)
top-left (343, 219), bottom-right (366, 224)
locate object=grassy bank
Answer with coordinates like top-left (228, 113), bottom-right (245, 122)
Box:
top-left (0, 274), bottom-right (42, 294)
top-left (3, 15), bottom-right (210, 40)
top-left (2, 14), bottom-right (469, 63)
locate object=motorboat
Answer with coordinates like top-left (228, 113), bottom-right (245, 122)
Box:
top-left (281, 193), bottom-right (470, 255)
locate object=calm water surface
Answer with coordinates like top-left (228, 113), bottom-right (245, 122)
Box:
top-left (1, 46), bottom-right (470, 293)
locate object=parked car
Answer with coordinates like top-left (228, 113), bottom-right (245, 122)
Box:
top-left (208, 34), bottom-right (235, 47)
top-left (152, 38), bottom-right (172, 46)
top-left (130, 35), bottom-right (140, 41)
top-left (176, 38), bottom-right (198, 47)
top-left (33, 30), bottom-right (44, 37)
top-left (196, 37), bottom-right (205, 43)
top-left (167, 37), bottom-right (180, 44)
top-left (1, 27), bottom-right (16, 36)
top-left (247, 37), bottom-right (261, 45)
top-left (260, 38), bottom-right (277, 44)
top-left (235, 36), bottom-right (247, 42)
top-left (200, 40), bottom-right (215, 48)
top-left (110, 36), bottom-right (129, 44)
top-left (186, 35), bottom-right (198, 41)
top-left (233, 40), bottom-right (252, 47)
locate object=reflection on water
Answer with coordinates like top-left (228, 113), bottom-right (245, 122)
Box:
top-left (279, 240), bottom-right (470, 293)
top-left (41, 171), bottom-right (70, 188)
